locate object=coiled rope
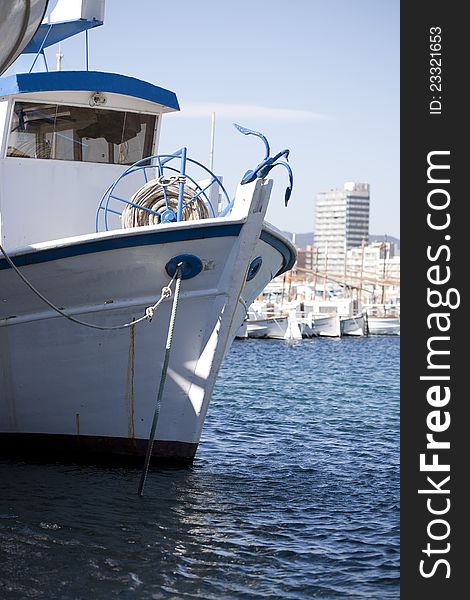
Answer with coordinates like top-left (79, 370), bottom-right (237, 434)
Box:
top-left (0, 241), bottom-right (177, 331)
top-left (121, 176), bottom-right (209, 228)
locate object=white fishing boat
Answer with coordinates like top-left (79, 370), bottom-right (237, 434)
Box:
top-left (364, 304), bottom-right (400, 335)
top-left (238, 303), bottom-right (300, 340)
top-left (298, 319), bottom-right (314, 339)
top-left (340, 314), bottom-right (366, 336)
top-left (311, 313), bottom-right (341, 338)
top-left (290, 301), bottom-right (314, 338)
top-left (309, 298), bottom-right (364, 337)
top-left (246, 316), bottom-right (289, 339)
top-left (366, 316), bottom-right (400, 335)
top-left (0, 1), bottom-right (296, 465)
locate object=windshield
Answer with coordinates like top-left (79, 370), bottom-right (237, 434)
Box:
top-left (7, 101), bottom-right (157, 165)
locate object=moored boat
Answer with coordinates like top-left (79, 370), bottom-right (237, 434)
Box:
top-left (364, 304), bottom-right (400, 335)
top-left (0, 2), bottom-right (296, 464)
top-left (246, 316), bottom-right (289, 339)
top-left (298, 319), bottom-right (314, 339)
top-left (311, 313), bottom-right (341, 338)
top-left (340, 314), bottom-right (366, 336)
top-left (240, 302), bottom-right (301, 340)
top-left (366, 316), bottom-right (400, 336)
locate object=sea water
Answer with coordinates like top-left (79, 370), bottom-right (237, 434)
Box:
top-left (0, 336), bottom-right (399, 599)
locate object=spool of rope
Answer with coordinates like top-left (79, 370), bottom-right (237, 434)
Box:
top-left (121, 176), bottom-right (209, 228)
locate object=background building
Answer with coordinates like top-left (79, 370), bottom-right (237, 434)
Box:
top-left (314, 182), bottom-right (370, 277)
top-left (295, 244), bottom-right (316, 271)
top-left (346, 241), bottom-right (400, 304)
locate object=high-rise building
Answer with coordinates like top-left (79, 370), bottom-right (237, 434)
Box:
top-left (314, 182), bottom-right (370, 277)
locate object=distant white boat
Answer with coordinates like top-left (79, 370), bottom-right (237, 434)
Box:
top-left (311, 313), bottom-right (341, 338)
top-left (246, 315), bottom-right (289, 339)
top-left (298, 319), bottom-right (314, 338)
top-left (367, 316), bottom-right (400, 335)
top-left (238, 302), bottom-right (301, 340)
top-left (364, 304), bottom-right (400, 335)
top-left (340, 314), bottom-right (366, 336)
top-left (309, 298), bottom-right (366, 338)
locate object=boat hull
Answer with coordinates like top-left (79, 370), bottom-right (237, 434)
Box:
top-left (311, 314), bottom-right (341, 337)
top-left (0, 183), bottom-right (296, 463)
top-left (340, 314), bottom-right (366, 336)
top-left (246, 316), bottom-right (289, 339)
top-left (299, 321), bottom-right (314, 338)
top-left (235, 320), bottom-right (248, 339)
top-left (0, 432), bottom-right (197, 464)
top-left (367, 316), bottom-right (400, 335)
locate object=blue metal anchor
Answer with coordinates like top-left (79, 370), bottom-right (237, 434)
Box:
top-left (234, 123), bottom-right (293, 206)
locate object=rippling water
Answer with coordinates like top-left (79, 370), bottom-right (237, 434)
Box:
top-left (0, 336), bottom-right (399, 599)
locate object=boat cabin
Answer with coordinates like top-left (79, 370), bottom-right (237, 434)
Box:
top-left (0, 70), bottom-right (179, 250)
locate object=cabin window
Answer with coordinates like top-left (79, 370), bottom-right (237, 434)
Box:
top-left (7, 102), bottom-right (156, 164)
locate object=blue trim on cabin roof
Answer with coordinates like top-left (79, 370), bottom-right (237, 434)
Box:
top-left (0, 71), bottom-right (179, 111)
top-left (0, 224), bottom-right (241, 271)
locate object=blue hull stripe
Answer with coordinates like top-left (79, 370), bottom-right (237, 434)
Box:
top-left (260, 230), bottom-right (296, 277)
top-left (0, 224), bottom-right (242, 271)
top-left (0, 224), bottom-right (295, 277)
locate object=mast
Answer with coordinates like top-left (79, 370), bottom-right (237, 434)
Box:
top-left (209, 112), bottom-right (216, 172)
top-left (359, 239), bottom-right (365, 308)
top-left (287, 232), bottom-right (295, 303)
top-left (56, 43), bottom-right (63, 71)
top-left (312, 246), bottom-right (319, 300)
top-left (287, 262), bottom-right (293, 303)
top-left (280, 273), bottom-right (286, 309)
top-left (381, 234), bottom-right (388, 304)
top-left (322, 241), bottom-right (328, 300)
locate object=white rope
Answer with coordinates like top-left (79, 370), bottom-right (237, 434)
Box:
top-left (121, 177), bottom-right (209, 228)
top-left (0, 241), bottom-right (177, 331)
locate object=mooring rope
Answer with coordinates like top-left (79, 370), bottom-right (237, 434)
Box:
top-left (0, 241), bottom-right (177, 330)
top-left (138, 265), bottom-right (183, 497)
top-left (121, 177), bottom-right (209, 228)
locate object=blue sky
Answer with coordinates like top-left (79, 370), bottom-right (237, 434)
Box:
top-left (9, 0), bottom-right (400, 237)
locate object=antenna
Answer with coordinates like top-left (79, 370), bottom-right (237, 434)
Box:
top-left (56, 43), bottom-right (63, 71)
top-left (209, 112), bottom-right (216, 172)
